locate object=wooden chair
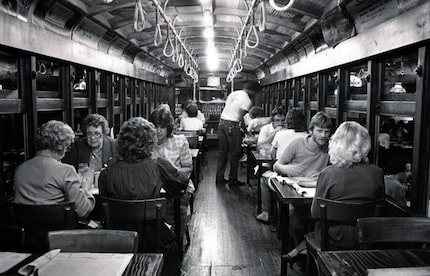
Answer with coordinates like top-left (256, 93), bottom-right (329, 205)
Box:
top-left (357, 217), bottom-right (430, 250)
top-left (0, 225), bottom-right (25, 252)
top-left (381, 195), bottom-right (413, 217)
top-left (48, 229), bottom-right (138, 253)
top-left (304, 198), bottom-right (383, 276)
top-left (8, 201), bottom-right (77, 252)
top-left (101, 197), bottom-right (166, 252)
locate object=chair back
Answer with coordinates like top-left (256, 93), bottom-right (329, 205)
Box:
top-left (357, 217), bottom-right (430, 249)
top-left (8, 201), bottom-right (77, 251)
top-left (48, 229), bottom-right (138, 253)
top-left (318, 198), bottom-right (383, 250)
top-left (0, 225), bottom-right (25, 252)
top-left (186, 135), bottom-right (199, 149)
top-left (381, 196), bottom-right (413, 217)
top-left (101, 197), bottom-right (166, 252)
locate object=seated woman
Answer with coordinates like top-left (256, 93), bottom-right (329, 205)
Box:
top-left (63, 114), bottom-right (116, 172)
top-left (14, 120), bottom-right (95, 219)
top-left (149, 106), bottom-right (194, 235)
top-left (311, 121), bottom-right (385, 250)
top-left (98, 117), bottom-right (188, 276)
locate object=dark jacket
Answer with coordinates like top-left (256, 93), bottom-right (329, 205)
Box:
top-left (62, 136), bottom-right (117, 171)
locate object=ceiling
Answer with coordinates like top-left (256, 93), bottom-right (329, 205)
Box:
top-left (60, 0), bottom-right (329, 76)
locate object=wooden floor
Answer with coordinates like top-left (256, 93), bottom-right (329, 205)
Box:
top-left (182, 151), bottom-right (303, 276)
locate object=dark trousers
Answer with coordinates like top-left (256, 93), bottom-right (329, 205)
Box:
top-left (216, 119), bottom-right (242, 183)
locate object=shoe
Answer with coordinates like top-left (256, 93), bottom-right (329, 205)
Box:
top-left (239, 155), bottom-right (247, 162)
top-left (256, 212), bottom-right (269, 223)
top-left (282, 249), bottom-right (307, 270)
top-left (228, 180), bottom-right (246, 186)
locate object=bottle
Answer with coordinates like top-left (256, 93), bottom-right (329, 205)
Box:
top-left (78, 163), bottom-right (94, 190)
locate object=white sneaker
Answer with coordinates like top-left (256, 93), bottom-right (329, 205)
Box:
top-left (256, 211), bottom-right (269, 223)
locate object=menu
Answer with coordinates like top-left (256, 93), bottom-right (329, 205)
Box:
top-left (0, 252), bottom-right (31, 273)
top-left (18, 251), bottom-right (133, 276)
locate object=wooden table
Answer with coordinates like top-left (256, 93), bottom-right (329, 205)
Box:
top-left (190, 148), bottom-right (200, 189)
top-left (249, 150), bottom-right (273, 214)
top-left (270, 178), bottom-right (314, 276)
top-left (318, 249), bottom-right (430, 276)
top-left (0, 253), bottom-right (163, 276)
top-left (245, 143), bottom-right (256, 186)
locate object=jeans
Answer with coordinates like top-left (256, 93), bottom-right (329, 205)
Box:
top-left (216, 119), bottom-right (242, 183)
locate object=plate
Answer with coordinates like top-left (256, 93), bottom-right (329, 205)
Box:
top-left (297, 180), bottom-right (317, 188)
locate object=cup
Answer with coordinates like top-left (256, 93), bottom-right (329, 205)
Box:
top-left (93, 171), bottom-right (101, 188)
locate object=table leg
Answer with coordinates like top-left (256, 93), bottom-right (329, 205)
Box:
top-left (257, 164), bottom-right (262, 214)
top-left (280, 202), bottom-right (290, 276)
top-left (246, 146), bottom-right (251, 186)
top-left (173, 197), bottom-right (183, 258)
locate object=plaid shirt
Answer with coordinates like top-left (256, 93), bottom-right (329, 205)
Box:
top-left (155, 135), bottom-right (192, 169)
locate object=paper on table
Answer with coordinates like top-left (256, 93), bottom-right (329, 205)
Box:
top-left (38, 253), bottom-right (133, 276)
top-left (0, 252), bottom-right (31, 273)
top-left (291, 183), bottom-right (316, 197)
top-left (367, 267), bottom-right (430, 276)
top-left (18, 249), bottom-right (60, 276)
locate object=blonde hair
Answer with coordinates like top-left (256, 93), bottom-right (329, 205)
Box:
top-left (329, 121), bottom-right (371, 168)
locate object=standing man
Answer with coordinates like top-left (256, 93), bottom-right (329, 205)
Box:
top-left (216, 81), bottom-right (262, 186)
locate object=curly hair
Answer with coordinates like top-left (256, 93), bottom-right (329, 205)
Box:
top-left (83, 114), bottom-right (110, 136)
top-left (149, 106), bottom-right (175, 137)
top-left (116, 117), bottom-right (157, 163)
top-left (329, 121), bottom-right (371, 168)
top-left (286, 109), bottom-right (306, 131)
top-left (36, 120), bottom-right (75, 152)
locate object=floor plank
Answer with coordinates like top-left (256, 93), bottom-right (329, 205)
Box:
top-left (182, 151), bottom-right (304, 276)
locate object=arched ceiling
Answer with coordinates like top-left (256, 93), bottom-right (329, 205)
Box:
top-left (61, 0), bottom-right (330, 76)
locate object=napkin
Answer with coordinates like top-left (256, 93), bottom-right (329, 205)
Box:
top-left (18, 249), bottom-right (61, 276)
top-left (291, 183), bottom-right (316, 197)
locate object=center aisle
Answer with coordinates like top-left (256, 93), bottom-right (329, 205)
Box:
top-left (181, 151), bottom-right (303, 276)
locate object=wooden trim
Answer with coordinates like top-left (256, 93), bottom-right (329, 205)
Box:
top-left (411, 46), bottom-right (430, 214)
top-left (0, 99), bottom-right (23, 114)
top-left (260, 2), bottom-right (430, 85)
top-left (367, 60), bottom-right (382, 164)
top-left (0, 13), bottom-right (167, 85)
top-left (36, 99), bottom-right (65, 111)
top-left (379, 102), bottom-right (416, 117)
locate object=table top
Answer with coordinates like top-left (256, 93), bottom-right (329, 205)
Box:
top-left (270, 177), bottom-right (314, 204)
top-left (318, 249), bottom-right (430, 276)
top-left (250, 150), bottom-right (273, 163)
top-left (0, 252), bottom-right (163, 276)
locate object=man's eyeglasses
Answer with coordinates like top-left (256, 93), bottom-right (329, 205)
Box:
top-left (86, 132), bottom-right (103, 139)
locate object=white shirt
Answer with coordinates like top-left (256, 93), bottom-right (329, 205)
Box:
top-left (220, 90), bottom-right (252, 122)
top-left (182, 110), bottom-right (206, 125)
top-left (180, 117), bottom-right (204, 131)
top-left (272, 129), bottom-right (309, 159)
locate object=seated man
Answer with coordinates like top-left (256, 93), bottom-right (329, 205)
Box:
top-left (256, 109), bottom-right (308, 222)
top-left (179, 100), bottom-right (206, 125)
top-left (180, 103), bottom-right (204, 132)
top-left (384, 157), bottom-right (408, 206)
top-left (256, 106), bottom-right (287, 156)
top-left (257, 112), bottom-right (332, 250)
